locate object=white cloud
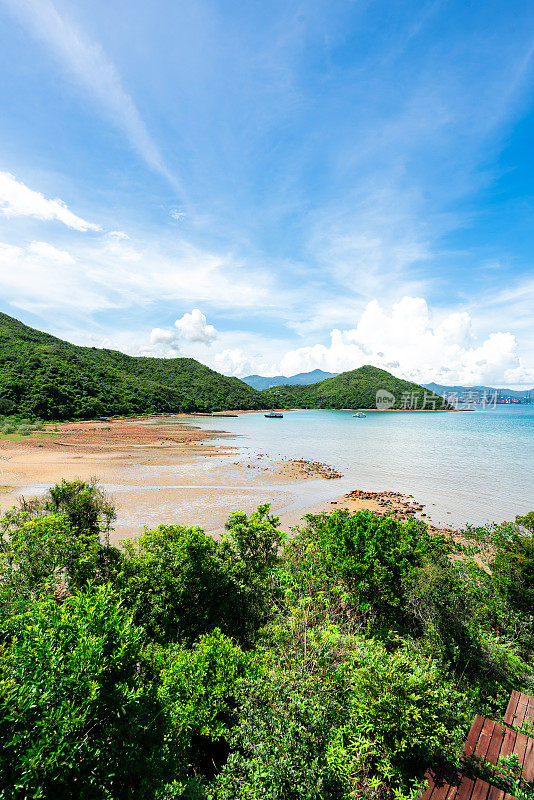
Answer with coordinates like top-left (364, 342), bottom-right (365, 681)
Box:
top-left (213, 348), bottom-right (255, 377)
top-left (0, 240), bottom-right (114, 314)
top-left (174, 309), bottom-right (218, 344)
top-left (170, 209), bottom-right (186, 221)
top-left (3, 0), bottom-right (178, 189)
top-left (27, 241), bottom-right (75, 264)
top-left (148, 310), bottom-right (217, 357)
top-left (148, 327), bottom-right (182, 356)
top-left (0, 171), bottom-right (99, 231)
top-left (276, 296), bottom-right (533, 387)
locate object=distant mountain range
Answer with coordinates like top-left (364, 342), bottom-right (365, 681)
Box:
top-left (244, 370), bottom-right (533, 401)
top-left (242, 369), bottom-right (338, 390)
top-left (423, 382), bottom-right (533, 401)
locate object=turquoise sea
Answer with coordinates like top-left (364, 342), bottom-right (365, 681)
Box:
top-left (185, 406), bottom-right (533, 530)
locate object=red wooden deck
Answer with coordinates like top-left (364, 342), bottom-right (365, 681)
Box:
top-left (420, 691), bottom-right (534, 800)
top-left (504, 691), bottom-right (534, 730)
top-left (420, 767), bottom-right (516, 800)
top-left (463, 714), bottom-right (534, 781)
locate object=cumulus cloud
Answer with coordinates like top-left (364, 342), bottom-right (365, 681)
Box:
top-left (149, 327), bottom-right (182, 355)
top-left (213, 348), bottom-right (255, 377)
top-left (174, 309), bottom-right (218, 344)
top-left (0, 172), bottom-right (100, 231)
top-left (276, 296), bottom-right (532, 387)
top-left (149, 310), bottom-right (218, 356)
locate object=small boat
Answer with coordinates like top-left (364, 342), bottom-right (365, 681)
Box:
top-left (352, 412), bottom-right (366, 418)
top-left (264, 411), bottom-right (283, 418)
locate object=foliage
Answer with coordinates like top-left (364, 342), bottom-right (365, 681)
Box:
top-left (118, 513), bottom-right (279, 646)
top-left (462, 516), bottom-right (534, 614)
top-left (214, 672), bottom-right (345, 800)
top-left (159, 629), bottom-right (249, 743)
top-left (283, 509), bottom-right (439, 619)
top-left (0, 480), bottom-right (533, 799)
top-left (335, 637), bottom-right (467, 791)
top-left (43, 479), bottom-right (116, 541)
top-left (0, 513), bottom-right (101, 600)
top-left (0, 584), bottom-right (160, 800)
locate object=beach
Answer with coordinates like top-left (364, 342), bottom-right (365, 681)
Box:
top-left (0, 414), bottom-right (450, 543)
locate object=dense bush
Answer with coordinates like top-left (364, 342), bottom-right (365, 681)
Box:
top-left (214, 672), bottom-right (345, 800)
top-left (118, 505), bottom-right (281, 646)
top-left (0, 585), bottom-right (158, 800)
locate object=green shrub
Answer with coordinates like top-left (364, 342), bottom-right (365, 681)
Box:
top-left (335, 637), bottom-right (467, 790)
top-left (214, 672), bottom-right (345, 800)
top-left (0, 513), bottom-right (101, 600)
top-left (284, 510), bottom-right (441, 622)
top-left (0, 585), bottom-right (161, 800)
top-left (119, 524), bottom-right (251, 645)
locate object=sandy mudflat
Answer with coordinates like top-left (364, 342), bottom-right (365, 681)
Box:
top-left (0, 415), bottom-right (450, 543)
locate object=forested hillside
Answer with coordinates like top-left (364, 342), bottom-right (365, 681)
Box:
top-left (264, 364), bottom-right (446, 410)
top-left (0, 312), bottom-right (262, 419)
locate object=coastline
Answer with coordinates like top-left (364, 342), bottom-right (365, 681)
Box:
top-left (0, 414), bottom-right (456, 543)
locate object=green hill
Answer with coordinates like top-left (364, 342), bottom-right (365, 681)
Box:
top-left (263, 365), bottom-right (446, 410)
top-left (0, 312), bottom-right (263, 419)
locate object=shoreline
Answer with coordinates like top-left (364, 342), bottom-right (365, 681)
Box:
top-left (0, 414), bottom-right (457, 543)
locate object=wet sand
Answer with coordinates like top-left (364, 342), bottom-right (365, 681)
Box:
top-left (0, 415), bottom-right (454, 543)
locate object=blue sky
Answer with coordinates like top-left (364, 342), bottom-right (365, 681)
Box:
top-left (0, 0), bottom-right (533, 386)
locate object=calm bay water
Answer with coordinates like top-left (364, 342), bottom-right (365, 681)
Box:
top-left (184, 406), bottom-right (533, 530)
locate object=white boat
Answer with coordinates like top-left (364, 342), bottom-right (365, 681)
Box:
top-left (352, 412), bottom-right (366, 418)
top-left (264, 411), bottom-right (283, 418)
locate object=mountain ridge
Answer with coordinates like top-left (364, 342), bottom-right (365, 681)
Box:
top-left (264, 364), bottom-right (447, 410)
top-left (243, 369), bottom-right (338, 390)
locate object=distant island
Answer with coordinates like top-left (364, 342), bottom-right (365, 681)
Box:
top-left (1, 312), bottom-right (446, 419)
top-left (245, 370), bottom-right (534, 404)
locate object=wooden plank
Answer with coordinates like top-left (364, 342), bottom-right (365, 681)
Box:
top-left (486, 788), bottom-right (505, 800)
top-left (471, 778), bottom-right (490, 800)
top-left (486, 722), bottom-right (506, 765)
top-left (432, 774), bottom-right (458, 800)
top-left (522, 735), bottom-right (534, 781)
top-left (500, 725), bottom-right (517, 759)
top-left (420, 768), bottom-right (462, 800)
top-left (420, 771), bottom-right (437, 800)
top-left (514, 699), bottom-right (528, 728)
top-left (476, 719), bottom-right (497, 761)
top-left (455, 775), bottom-right (475, 800)
top-left (504, 691), bottom-right (521, 726)
top-left (513, 731), bottom-right (528, 769)
top-left (464, 715), bottom-right (486, 757)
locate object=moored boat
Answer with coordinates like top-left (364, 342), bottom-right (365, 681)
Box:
top-left (264, 411), bottom-right (283, 418)
top-left (352, 411), bottom-right (366, 417)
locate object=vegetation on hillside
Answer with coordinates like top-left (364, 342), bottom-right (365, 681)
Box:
top-left (0, 314), bottom-right (441, 419)
top-left (264, 365), bottom-right (448, 410)
top-left (0, 479), bottom-right (533, 799)
top-left (0, 312), bottom-right (263, 419)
